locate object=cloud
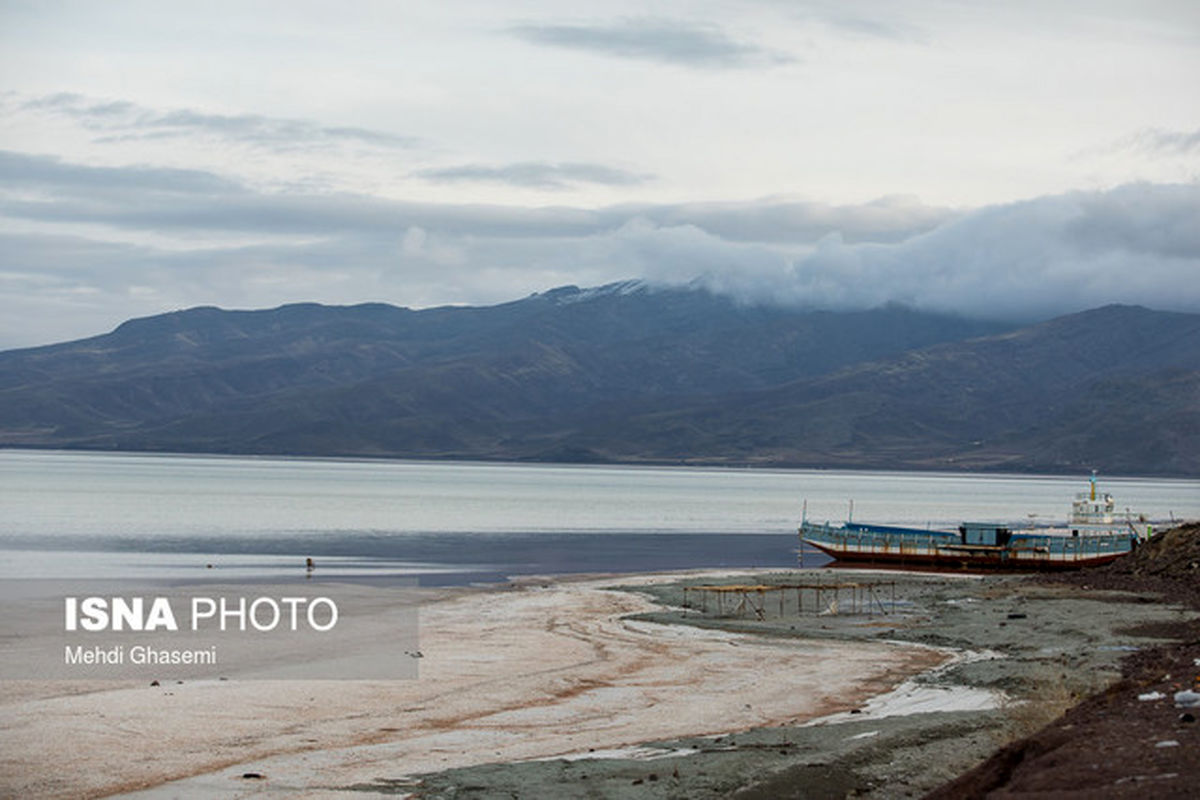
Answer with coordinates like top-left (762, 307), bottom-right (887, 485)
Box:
top-left (0, 150), bottom-right (590, 238)
top-left (507, 18), bottom-right (795, 68)
top-left (1119, 127), bottom-right (1200, 157)
top-left (630, 195), bottom-right (952, 244)
top-left (0, 150), bottom-right (940, 243)
top-left (1, 148), bottom-right (1198, 347)
top-left (673, 183), bottom-right (1200, 321)
top-left (1064, 183), bottom-right (1200, 259)
top-left (0, 150), bottom-right (245, 196)
top-left (19, 93), bottom-right (418, 150)
top-left (817, 12), bottom-right (924, 43)
top-left (414, 161), bottom-right (654, 190)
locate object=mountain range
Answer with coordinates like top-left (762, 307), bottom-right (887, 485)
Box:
top-left (1, 282), bottom-right (1197, 475)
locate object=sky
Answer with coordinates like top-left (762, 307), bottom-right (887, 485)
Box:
top-left (1, 0), bottom-right (1199, 349)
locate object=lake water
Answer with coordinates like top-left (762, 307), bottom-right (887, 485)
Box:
top-left (2, 450), bottom-right (1197, 584)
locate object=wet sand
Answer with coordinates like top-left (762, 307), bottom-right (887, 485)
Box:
top-left (0, 570), bottom-right (939, 799)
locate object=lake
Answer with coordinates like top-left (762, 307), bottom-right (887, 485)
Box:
top-left (2, 450), bottom-right (1197, 583)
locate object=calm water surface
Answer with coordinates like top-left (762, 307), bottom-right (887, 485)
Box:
top-left (2, 450), bottom-right (1197, 583)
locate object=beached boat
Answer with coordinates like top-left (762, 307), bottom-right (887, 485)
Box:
top-left (799, 475), bottom-right (1151, 570)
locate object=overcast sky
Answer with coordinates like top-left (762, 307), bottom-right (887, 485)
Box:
top-left (1, 0), bottom-right (1199, 348)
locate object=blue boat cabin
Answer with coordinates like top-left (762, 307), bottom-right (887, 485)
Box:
top-left (959, 523), bottom-right (1011, 547)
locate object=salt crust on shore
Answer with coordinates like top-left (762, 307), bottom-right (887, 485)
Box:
top-left (0, 570), bottom-right (944, 799)
top-left (807, 647), bottom-right (1005, 726)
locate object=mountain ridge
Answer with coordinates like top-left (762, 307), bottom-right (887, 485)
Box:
top-left (1, 285), bottom-right (1196, 475)
top-left (572, 302), bottom-right (1200, 474)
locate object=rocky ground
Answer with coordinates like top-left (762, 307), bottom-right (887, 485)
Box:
top-left (927, 522), bottom-right (1200, 799)
top-left (398, 529), bottom-right (1200, 799)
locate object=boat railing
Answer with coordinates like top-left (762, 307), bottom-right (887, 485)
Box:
top-left (803, 521), bottom-right (1135, 558)
top-left (1009, 530), bottom-right (1135, 556)
top-left (801, 522), bottom-right (956, 552)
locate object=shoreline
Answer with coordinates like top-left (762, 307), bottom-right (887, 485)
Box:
top-left (1, 565), bottom-right (1194, 798)
top-left (6, 444), bottom-right (1199, 481)
top-left (0, 569), bottom-right (939, 799)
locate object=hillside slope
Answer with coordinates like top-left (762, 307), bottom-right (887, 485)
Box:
top-left (0, 282), bottom-right (1004, 455)
top-left (1, 286), bottom-right (1197, 474)
top-left (567, 305), bottom-right (1200, 474)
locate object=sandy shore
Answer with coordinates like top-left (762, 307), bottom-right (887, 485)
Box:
top-left (3, 565), bottom-right (1193, 799)
top-left (359, 570), bottom-right (1193, 799)
top-left (0, 570), bottom-right (941, 799)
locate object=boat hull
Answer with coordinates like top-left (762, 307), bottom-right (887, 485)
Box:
top-left (802, 538), bottom-right (1126, 570)
top-left (800, 522), bottom-right (1134, 571)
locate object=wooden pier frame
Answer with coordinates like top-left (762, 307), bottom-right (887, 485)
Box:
top-left (681, 580), bottom-right (896, 619)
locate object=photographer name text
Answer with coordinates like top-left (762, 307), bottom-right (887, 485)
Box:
top-left (65, 644), bottom-right (218, 666)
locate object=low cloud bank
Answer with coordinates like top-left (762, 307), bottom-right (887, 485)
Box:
top-left (1, 146), bottom-right (1197, 348)
top-left (638, 183), bottom-right (1200, 321)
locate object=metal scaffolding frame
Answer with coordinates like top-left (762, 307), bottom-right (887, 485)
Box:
top-left (681, 580), bottom-right (896, 620)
